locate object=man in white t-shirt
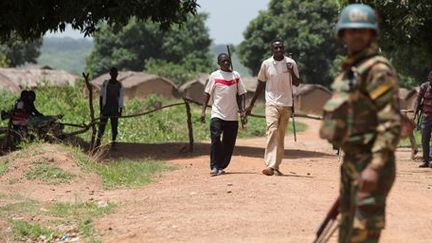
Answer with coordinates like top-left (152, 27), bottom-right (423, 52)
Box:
top-left (246, 39), bottom-right (302, 176)
top-left (200, 53), bottom-right (247, 176)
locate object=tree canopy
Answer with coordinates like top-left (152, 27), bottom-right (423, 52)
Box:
top-left (339, 0), bottom-right (432, 85)
top-left (0, 36), bottom-right (42, 67)
top-left (238, 0), bottom-right (339, 86)
top-left (86, 13), bottom-right (213, 83)
top-left (0, 0), bottom-right (198, 40)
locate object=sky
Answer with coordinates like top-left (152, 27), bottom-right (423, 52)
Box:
top-left (44, 0), bottom-right (270, 45)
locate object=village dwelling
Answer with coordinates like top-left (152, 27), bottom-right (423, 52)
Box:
top-left (293, 84), bottom-right (332, 115)
top-left (179, 74), bottom-right (208, 103)
top-left (241, 76), bottom-right (265, 102)
top-left (0, 73), bottom-right (20, 93)
top-left (0, 66), bottom-right (77, 92)
top-left (91, 71), bottom-right (179, 101)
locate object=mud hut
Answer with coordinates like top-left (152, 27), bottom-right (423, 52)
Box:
top-left (0, 73), bottom-right (20, 93)
top-left (0, 67), bottom-right (77, 90)
top-left (91, 71), bottom-right (179, 100)
top-left (294, 84), bottom-right (332, 115)
top-left (179, 74), bottom-right (208, 103)
top-left (241, 76), bottom-right (265, 102)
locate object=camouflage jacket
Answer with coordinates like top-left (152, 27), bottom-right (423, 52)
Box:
top-left (331, 46), bottom-right (401, 171)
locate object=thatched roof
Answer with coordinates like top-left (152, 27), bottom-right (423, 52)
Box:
top-left (0, 72), bottom-right (20, 92)
top-left (91, 71), bottom-right (177, 89)
top-left (0, 67), bottom-right (77, 89)
top-left (294, 84), bottom-right (331, 96)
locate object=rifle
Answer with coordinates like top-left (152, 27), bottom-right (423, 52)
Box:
top-left (288, 53), bottom-right (297, 142)
top-left (227, 45), bottom-right (247, 128)
top-left (313, 197), bottom-right (340, 243)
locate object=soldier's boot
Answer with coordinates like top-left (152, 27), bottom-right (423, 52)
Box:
top-left (419, 161), bottom-right (429, 168)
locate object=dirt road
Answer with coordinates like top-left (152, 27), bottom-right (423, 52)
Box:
top-left (93, 118), bottom-right (432, 243)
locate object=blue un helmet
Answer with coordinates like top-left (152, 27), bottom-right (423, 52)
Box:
top-left (336, 4), bottom-right (378, 37)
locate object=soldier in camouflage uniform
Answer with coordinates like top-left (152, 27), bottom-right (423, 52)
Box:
top-left (320, 4), bottom-right (401, 243)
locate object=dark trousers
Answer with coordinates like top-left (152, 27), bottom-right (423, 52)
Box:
top-left (97, 114), bottom-right (119, 143)
top-left (421, 116), bottom-right (432, 162)
top-left (210, 118), bottom-right (238, 170)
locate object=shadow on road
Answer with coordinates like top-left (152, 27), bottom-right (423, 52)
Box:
top-left (101, 142), bottom-right (333, 161)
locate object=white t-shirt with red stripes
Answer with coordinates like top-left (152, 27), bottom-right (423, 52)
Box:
top-left (204, 70), bottom-right (247, 121)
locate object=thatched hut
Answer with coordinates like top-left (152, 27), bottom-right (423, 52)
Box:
top-left (91, 71), bottom-right (179, 100)
top-left (179, 74), bottom-right (208, 103)
top-left (294, 84), bottom-right (332, 115)
top-left (0, 73), bottom-right (20, 92)
top-left (0, 67), bottom-right (77, 91)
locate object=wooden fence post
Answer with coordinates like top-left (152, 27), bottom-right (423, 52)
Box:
top-left (183, 99), bottom-right (194, 152)
top-left (82, 73), bottom-right (97, 150)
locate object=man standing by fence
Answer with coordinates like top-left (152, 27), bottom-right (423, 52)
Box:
top-left (96, 67), bottom-right (124, 149)
top-left (200, 53), bottom-right (247, 176)
top-left (246, 39), bottom-right (302, 176)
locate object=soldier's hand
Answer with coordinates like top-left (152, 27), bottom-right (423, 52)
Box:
top-left (359, 167), bottom-right (379, 193)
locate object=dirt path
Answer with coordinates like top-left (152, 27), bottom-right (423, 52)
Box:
top-left (92, 118), bottom-right (432, 243)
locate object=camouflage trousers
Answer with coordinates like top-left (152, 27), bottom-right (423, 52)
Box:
top-left (338, 149), bottom-right (396, 243)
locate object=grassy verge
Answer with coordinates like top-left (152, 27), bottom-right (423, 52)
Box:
top-left (59, 144), bottom-right (174, 189)
top-left (10, 219), bottom-right (58, 242)
top-left (1, 87), bottom-right (306, 145)
top-left (93, 159), bottom-right (174, 189)
top-left (25, 163), bottom-right (76, 184)
top-left (0, 159), bottom-right (8, 177)
top-left (0, 195), bottom-right (115, 242)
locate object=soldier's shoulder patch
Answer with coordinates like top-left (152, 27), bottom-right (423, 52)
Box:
top-left (369, 80), bottom-right (393, 100)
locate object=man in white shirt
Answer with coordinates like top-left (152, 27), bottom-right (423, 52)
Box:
top-left (246, 39), bottom-right (302, 176)
top-left (200, 53), bottom-right (247, 176)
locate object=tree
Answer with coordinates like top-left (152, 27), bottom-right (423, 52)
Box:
top-left (238, 0), bottom-right (339, 86)
top-left (87, 13), bottom-right (213, 83)
top-left (339, 0), bottom-right (432, 85)
top-left (0, 36), bottom-right (42, 67)
top-left (0, 0), bottom-right (198, 40)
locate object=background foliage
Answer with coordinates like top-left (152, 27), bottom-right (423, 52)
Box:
top-left (0, 0), bottom-right (198, 40)
top-left (0, 35), bottom-right (42, 67)
top-left (338, 0), bottom-right (432, 85)
top-left (238, 0), bottom-right (340, 86)
top-left (86, 14), bottom-right (213, 84)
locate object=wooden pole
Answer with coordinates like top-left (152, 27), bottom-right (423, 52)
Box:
top-left (184, 99), bottom-right (194, 152)
top-left (82, 73), bottom-right (97, 150)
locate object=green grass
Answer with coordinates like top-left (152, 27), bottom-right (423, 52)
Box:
top-left (0, 199), bottom-right (40, 218)
top-left (0, 159), bottom-right (8, 177)
top-left (0, 87), bottom-right (306, 146)
top-left (49, 201), bottom-right (115, 242)
top-left (94, 159), bottom-right (174, 189)
top-left (25, 163), bottom-right (75, 184)
top-left (399, 129), bottom-right (421, 148)
top-left (50, 201), bottom-right (115, 218)
top-left (59, 144), bottom-right (173, 189)
top-left (10, 219), bottom-right (58, 241)
top-left (1, 197), bottom-right (115, 242)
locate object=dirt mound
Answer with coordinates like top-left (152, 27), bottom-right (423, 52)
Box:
top-left (0, 144), bottom-right (103, 202)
